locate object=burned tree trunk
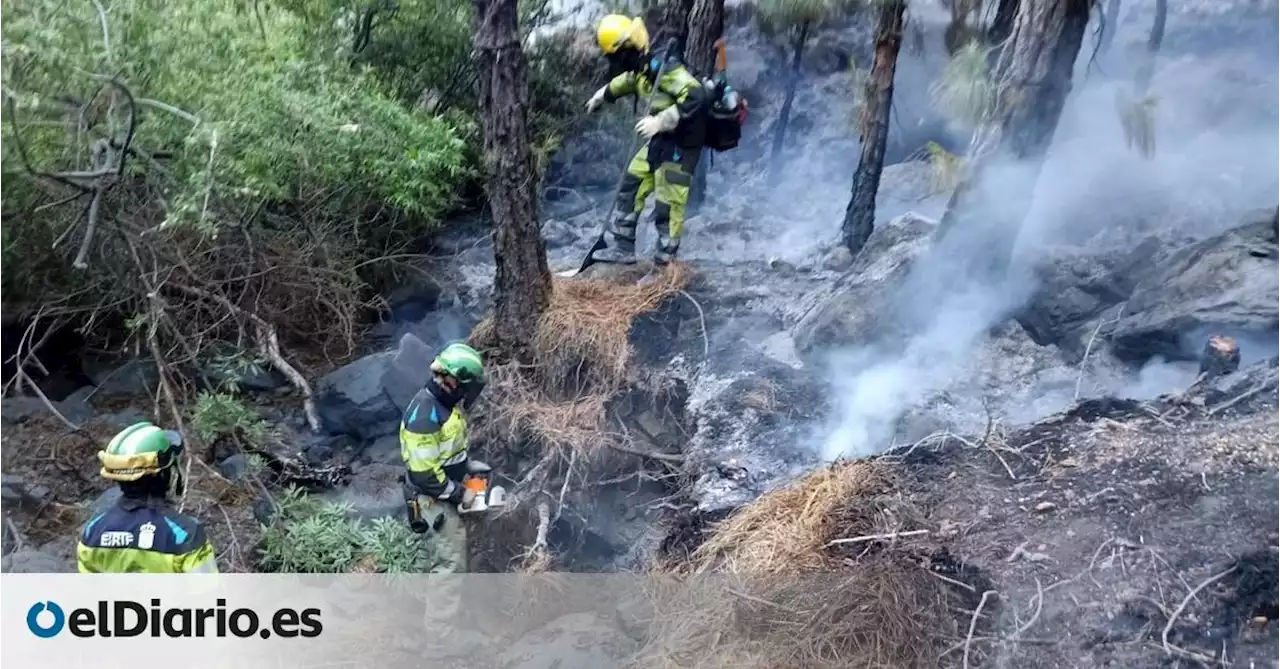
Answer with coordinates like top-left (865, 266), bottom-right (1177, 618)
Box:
top-left (1135, 0), bottom-right (1166, 93)
top-left (473, 0), bottom-right (552, 363)
top-left (1099, 0), bottom-right (1122, 56)
top-left (646, 0), bottom-right (695, 52)
top-left (1200, 335), bottom-right (1241, 380)
top-left (990, 0), bottom-right (1020, 44)
top-left (769, 20), bottom-right (811, 183)
top-left (935, 0), bottom-right (1093, 282)
top-left (841, 0), bottom-right (906, 257)
top-left (684, 0), bottom-right (726, 215)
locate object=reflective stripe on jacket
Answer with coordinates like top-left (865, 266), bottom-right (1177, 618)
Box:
top-left (605, 57), bottom-right (708, 147)
top-left (400, 387), bottom-right (468, 499)
top-left (77, 497), bottom-right (217, 573)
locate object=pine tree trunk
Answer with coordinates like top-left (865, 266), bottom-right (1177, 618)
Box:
top-left (1134, 0), bottom-right (1165, 93)
top-left (473, 0), bottom-right (552, 363)
top-left (684, 0), bottom-right (725, 215)
top-left (645, 0), bottom-right (695, 54)
top-left (990, 0), bottom-right (1019, 44)
top-left (935, 0), bottom-right (1093, 281)
top-left (1100, 0), bottom-right (1122, 56)
top-left (841, 0), bottom-right (906, 257)
top-left (769, 21), bottom-right (810, 183)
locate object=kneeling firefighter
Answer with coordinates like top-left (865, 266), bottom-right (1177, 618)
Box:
top-left (584, 14), bottom-right (710, 267)
top-left (77, 422), bottom-right (218, 573)
top-left (400, 343), bottom-right (500, 569)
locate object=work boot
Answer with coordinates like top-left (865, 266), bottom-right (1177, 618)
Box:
top-left (593, 212), bottom-right (639, 264)
top-left (653, 230), bottom-right (680, 267)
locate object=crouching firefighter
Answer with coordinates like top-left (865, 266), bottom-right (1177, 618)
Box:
top-left (584, 14), bottom-right (710, 267)
top-left (77, 422), bottom-right (218, 573)
top-left (401, 343), bottom-right (502, 568)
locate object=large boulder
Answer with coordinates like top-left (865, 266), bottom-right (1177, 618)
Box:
top-left (790, 212), bottom-right (938, 353)
top-left (313, 333), bottom-right (436, 441)
top-left (1108, 210), bottom-right (1279, 363)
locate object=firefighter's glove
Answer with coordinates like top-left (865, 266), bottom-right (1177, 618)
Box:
top-left (585, 86), bottom-right (609, 114)
top-left (635, 106), bottom-right (680, 140)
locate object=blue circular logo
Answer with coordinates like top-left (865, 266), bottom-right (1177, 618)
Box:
top-left (27, 601), bottom-right (65, 638)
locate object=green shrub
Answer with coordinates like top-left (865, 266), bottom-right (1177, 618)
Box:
top-left (259, 487), bottom-right (442, 573)
top-left (191, 391), bottom-right (269, 448)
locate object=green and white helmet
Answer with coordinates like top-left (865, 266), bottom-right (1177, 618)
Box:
top-left (430, 343), bottom-right (486, 405)
top-left (98, 422), bottom-right (183, 482)
top-left (430, 343), bottom-right (485, 384)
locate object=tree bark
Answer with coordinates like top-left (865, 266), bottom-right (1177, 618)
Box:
top-left (684, 0), bottom-right (725, 215)
top-left (841, 0), bottom-right (906, 257)
top-left (769, 20), bottom-right (810, 184)
top-left (935, 0), bottom-right (1093, 281)
top-left (989, 0), bottom-right (1020, 44)
top-left (473, 0), bottom-right (552, 363)
top-left (1099, 0), bottom-right (1122, 57)
top-left (645, 0), bottom-right (695, 54)
top-left (1134, 0), bottom-right (1165, 93)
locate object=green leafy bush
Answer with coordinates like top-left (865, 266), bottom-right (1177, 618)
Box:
top-left (191, 391), bottom-right (269, 449)
top-left (259, 487), bottom-right (442, 573)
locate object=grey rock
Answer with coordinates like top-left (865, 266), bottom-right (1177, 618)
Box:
top-left (360, 434), bottom-right (403, 467)
top-left (86, 359), bottom-right (159, 399)
top-left (101, 407), bottom-right (150, 430)
top-left (219, 454), bottom-right (250, 482)
top-left (541, 218), bottom-right (581, 249)
top-left (314, 333), bottom-right (436, 440)
top-left (0, 397), bottom-right (46, 425)
top-left (383, 275), bottom-right (445, 324)
top-left (1109, 215), bottom-right (1279, 363)
top-left (2, 547), bottom-right (72, 573)
top-left (1, 474), bottom-right (26, 502)
top-left (792, 212), bottom-right (937, 353)
top-left (821, 246), bottom-right (854, 272)
top-left (56, 385), bottom-right (97, 426)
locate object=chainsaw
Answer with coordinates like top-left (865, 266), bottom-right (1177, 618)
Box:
top-left (458, 472), bottom-right (509, 514)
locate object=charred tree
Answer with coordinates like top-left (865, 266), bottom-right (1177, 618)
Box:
top-left (646, 0), bottom-right (696, 51)
top-left (1099, 0), bottom-right (1122, 56)
top-left (841, 0), bottom-right (907, 257)
top-left (769, 20), bottom-right (811, 183)
top-left (935, 0), bottom-right (1094, 281)
top-left (473, 0), bottom-right (552, 362)
top-left (1135, 0), bottom-right (1166, 93)
top-left (684, 0), bottom-right (726, 215)
top-left (989, 0), bottom-right (1019, 44)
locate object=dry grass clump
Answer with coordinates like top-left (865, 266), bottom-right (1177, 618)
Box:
top-left (684, 459), bottom-right (894, 574)
top-left (632, 460), bottom-right (953, 669)
top-left (533, 261), bottom-right (693, 397)
top-left (472, 262), bottom-right (693, 462)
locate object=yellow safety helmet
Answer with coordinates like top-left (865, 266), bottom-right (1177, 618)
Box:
top-left (596, 14), bottom-right (649, 55)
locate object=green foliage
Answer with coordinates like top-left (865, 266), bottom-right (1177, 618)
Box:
top-left (929, 41), bottom-right (997, 129)
top-left (191, 391), bottom-right (269, 448)
top-left (757, 0), bottom-right (856, 34)
top-left (925, 141), bottom-right (966, 194)
top-left (1115, 89), bottom-right (1158, 159)
top-left (0, 0), bottom-right (472, 335)
top-left (259, 487), bottom-right (442, 573)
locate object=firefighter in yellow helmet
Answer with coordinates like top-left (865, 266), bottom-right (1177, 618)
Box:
top-left (77, 422), bottom-right (217, 573)
top-left (585, 14), bottom-right (709, 267)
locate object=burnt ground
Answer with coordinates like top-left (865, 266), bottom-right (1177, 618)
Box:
top-left (885, 367), bottom-right (1280, 668)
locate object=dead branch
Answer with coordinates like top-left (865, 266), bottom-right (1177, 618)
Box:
top-left (964, 590), bottom-right (997, 669)
top-left (826, 529), bottom-right (929, 547)
top-left (167, 282), bottom-right (321, 432)
top-left (605, 440), bottom-right (685, 464)
top-left (13, 369), bottom-right (83, 431)
top-left (1161, 566), bottom-right (1237, 658)
top-left (1013, 578), bottom-right (1044, 640)
top-left (1206, 381), bottom-right (1271, 416)
top-left (519, 501), bottom-right (552, 572)
top-left (677, 289), bottom-right (709, 359)
top-left (1075, 303), bottom-right (1126, 400)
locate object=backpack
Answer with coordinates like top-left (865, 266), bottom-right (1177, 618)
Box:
top-left (703, 77), bottom-right (747, 152)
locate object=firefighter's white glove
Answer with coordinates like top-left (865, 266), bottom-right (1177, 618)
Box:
top-left (635, 106), bottom-right (680, 140)
top-left (585, 86), bottom-right (608, 114)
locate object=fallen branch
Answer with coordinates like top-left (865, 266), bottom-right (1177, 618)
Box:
top-left (677, 289), bottom-right (709, 359)
top-left (964, 590), bottom-right (998, 669)
top-left (605, 441), bottom-right (685, 464)
top-left (1075, 303), bottom-right (1126, 400)
top-left (519, 501), bottom-right (552, 572)
top-left (826, 529), bottom-right (929, 547)
top-left (14, 369), bottom-right (83, 431)
top-left (1161, 566), bottom-right (1237, 658)
top-left (1206, 381), bottom-right (1271, 417)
